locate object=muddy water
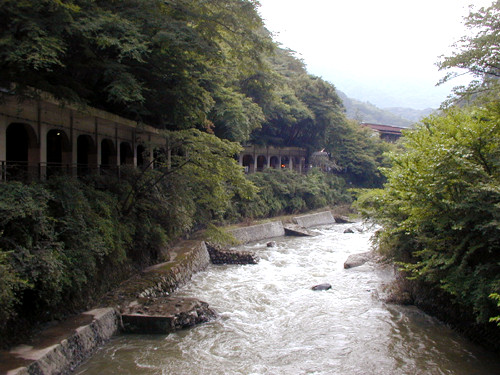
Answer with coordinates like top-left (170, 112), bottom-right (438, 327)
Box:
top-left (76, 223), bottom-right (500, 375)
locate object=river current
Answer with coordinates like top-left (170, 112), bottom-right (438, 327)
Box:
top-left (77, 223), bottom-right (500, 375)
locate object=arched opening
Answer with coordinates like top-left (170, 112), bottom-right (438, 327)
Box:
top-left (242, 154), bottom-right (254, 173)
top-left (47, 129), bottom-right (71, 177)
top-left (120, 142), bottom-right (134, 165)
top-left (137, 144), bottom-right (147, 168)
top-left (281, 156), bottom-right (289, 169)
top-left (77, 135), bottom-right (97, 176)
top-left (6, 123), bottom-right (39, 180)
top-left (256, 155), bottom-right (267, 171)
top-left (270, 156), bottom-right (279, 169)
top-left (101, 139), bottom-right (116, 169)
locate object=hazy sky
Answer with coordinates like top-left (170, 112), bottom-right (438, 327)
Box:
top-left (257, 0), bottom-right (492, 109)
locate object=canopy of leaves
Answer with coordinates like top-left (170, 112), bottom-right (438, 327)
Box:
top-left (250, 48), bottom-right (345, 151)
top-left (438, 0), bottom-right (500, 104)
top-left (357, 105), bottom-right (500, 323)
top-left (0, 0), bottom-right (273, 141)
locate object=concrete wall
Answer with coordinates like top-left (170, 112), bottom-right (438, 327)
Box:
top-left (293, 211), bottom-right (335, 228)
top-left (229, 221), bottom-right (285, 244)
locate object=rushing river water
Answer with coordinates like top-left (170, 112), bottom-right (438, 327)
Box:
top-left (77, 223), bottom-right (500, 375)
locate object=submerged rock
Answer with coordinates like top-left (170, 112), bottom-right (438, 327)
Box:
top-left (267, 241), bottom-right (277, 247)
top-left (311, 283), bottom-right (332, 291)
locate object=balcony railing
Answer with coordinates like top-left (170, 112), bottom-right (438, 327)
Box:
top-left (0, 161), bottom-right (136, 182)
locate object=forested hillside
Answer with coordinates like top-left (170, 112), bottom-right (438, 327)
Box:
top-left (337, 90), bottom-right (414, 127)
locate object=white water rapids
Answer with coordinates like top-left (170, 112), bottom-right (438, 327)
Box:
top-left (77, 223), bottom-right (500, 375)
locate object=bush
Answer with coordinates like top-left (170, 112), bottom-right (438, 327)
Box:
top-left (239, 168), bottom-right (350, 219)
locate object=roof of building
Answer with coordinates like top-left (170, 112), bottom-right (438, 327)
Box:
top-left (360, 123), bottom-right (405, 136)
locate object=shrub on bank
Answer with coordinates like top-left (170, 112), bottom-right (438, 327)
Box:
top-left (236, 168), bottom-right (351, 220)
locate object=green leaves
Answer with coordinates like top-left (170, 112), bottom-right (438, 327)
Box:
top-left (438, 1), bottom-right (500, 104)
top-left (357, 105), bottom-right (500, 323)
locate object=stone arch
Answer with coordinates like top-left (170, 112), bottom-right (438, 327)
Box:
top-left (77, 134), bottom-right (97, 176)
top-left (242, 154), bottom-right (254, 173)
top-left (270, 156), bottom-right (279, 169)
top-left (47, 129), bottom-right (71, 176)
top-left (6, 122), bottom-right (39, 179)
top-left (101, 138), bottom-right (116, 168)
top-left (256, 155), bottom-right (267, 171)
top-left (120, 141), bottom-right (134, 165)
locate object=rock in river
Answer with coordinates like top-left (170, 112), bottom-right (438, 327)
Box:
top-left (311, 283), bottom-right (332, 291)
top-left (344, 251), bottom-right (373, 269)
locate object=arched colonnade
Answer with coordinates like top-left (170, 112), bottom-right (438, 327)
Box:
top-left (239, 145), bottom-right (307, 174)
top-left (0, 95), bottom-right (164, 180)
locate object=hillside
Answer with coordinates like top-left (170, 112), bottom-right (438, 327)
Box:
top-left (384, 107), bottom-right (435, 123)
top-left (337, 90), bottom-right (413, 128)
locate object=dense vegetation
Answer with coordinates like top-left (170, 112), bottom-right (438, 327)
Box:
top-left (357, 0), bottom-right (500, 343)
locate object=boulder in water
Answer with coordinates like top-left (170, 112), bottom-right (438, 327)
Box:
top-left (267, 241), bottom-right (277, 247)
top-left (344, 252), bottom-right (373, 269)
top-left (311, 283), bottom-right (332, 291)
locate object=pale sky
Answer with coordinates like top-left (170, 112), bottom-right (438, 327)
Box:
top-left (257, 0), bottom-right (493, 109)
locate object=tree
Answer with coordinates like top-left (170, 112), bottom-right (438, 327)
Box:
top-left (325, 119), bottom-right (392, 187)
top-left (357, 106), bottom-right (500, 323)
top-left (0, 0), bottom-right (275, 141)
top-left (438, 0), bottom-right (500, 103)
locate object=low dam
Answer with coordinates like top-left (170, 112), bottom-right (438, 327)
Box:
top-left (76, 222), bottom-right (500, 375)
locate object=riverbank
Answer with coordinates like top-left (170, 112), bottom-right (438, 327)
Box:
top-left (0, 210), bottom-right (344, 374)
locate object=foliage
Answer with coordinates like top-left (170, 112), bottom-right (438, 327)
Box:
top-left (356, 106), bottom-right (500, 323)
top-left (0, 0), bottom-right (273, 140)
top-left (237, 168), bottom-right (350, 219)
top-left (325, 119), bottom-right (394, 187)
top-left (438, 0), bottom-right (500, 104)
top-left (251, 48), bottom-right (345, 151)
top-left (0, 179), bottom-right (133, 339)
top-left (491, 293), bottom-right (500, 325)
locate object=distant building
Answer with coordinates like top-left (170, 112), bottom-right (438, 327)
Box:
top-left (360, 122), bottom-right (405, 142)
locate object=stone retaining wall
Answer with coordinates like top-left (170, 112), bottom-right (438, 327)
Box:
top-left (229, 221), bottom-right (285, 244)
top-left (206, 243), bottom-right (259, 265)
top-left (3, 308), bottom-right (118, 375)
top-left (137, 240), bottom-right (211, 298)
top-left (293, 211), bottom-right (335, 228)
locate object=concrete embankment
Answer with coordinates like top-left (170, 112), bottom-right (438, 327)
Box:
top-left (293, 211), bottom-right (336, 228)
top-left (229, 221), bottom-right (285, 244)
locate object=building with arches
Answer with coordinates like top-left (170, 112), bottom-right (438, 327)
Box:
top-left (238, 145), bottom-right (307, 174)
top-left (0, 93), bottom-right (165, 180)
top-left (0, 94), bottom-right (310, 181)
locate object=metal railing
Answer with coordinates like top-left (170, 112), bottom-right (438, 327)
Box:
top-left (0, 161), bottom-right (134, 182)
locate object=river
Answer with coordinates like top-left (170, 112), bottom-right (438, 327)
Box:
top-left (76, 223), bottom-right (500, 375)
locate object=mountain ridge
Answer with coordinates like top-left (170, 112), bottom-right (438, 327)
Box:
top-left (337, 90), bottom-right (435, 128)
